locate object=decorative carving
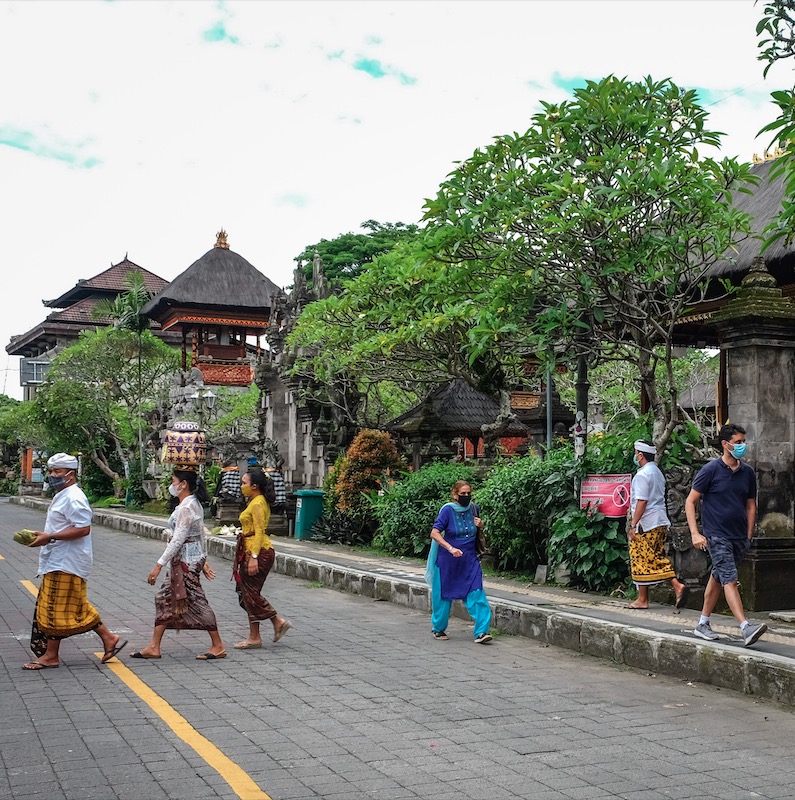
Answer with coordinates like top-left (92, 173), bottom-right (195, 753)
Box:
top-left (196, 363), bottom-right (253, 386)
top-left (312, 251), bottom-right (330, 300)
top-left (511, 391), bottom-right (542, 410)
top-left (215, 229), bottom-right (229, 249)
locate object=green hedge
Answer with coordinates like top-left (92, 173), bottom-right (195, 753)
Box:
top-left (477, 446), bottom-right (579, 572)
top-left (371, 462), bottom-right (480, 557)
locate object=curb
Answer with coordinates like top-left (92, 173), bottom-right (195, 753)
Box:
top-left (12, 496), bottom-right (795, 707)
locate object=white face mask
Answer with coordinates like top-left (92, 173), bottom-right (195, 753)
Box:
top-left (168, 482), bottom-right (183, 497)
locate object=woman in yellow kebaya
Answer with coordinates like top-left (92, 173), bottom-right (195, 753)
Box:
top-left (233, 469), bottom-right (292, 649)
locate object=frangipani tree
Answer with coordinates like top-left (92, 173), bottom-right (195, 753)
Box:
top-left (422, 75), bottom-right (755, 451)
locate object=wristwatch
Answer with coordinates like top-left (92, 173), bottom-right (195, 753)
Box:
top-left (49, 537), bottom-right (57, 544)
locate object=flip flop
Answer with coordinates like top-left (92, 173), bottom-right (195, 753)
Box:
top-left (234, 641), bottom-right (262, 650)
top-left (623, 605), bottom-right (650, 610)
top-left (273, 620), bottom-right (293, 643)
top-left (195, 652), bottom-right (227, 660)
top-left (675, 586), bottom-right (691, 610)
top-left (130, 651), bottom-right (161, 659)
top-left (101, 639), bottom-right (128, 664)
top-left (22, 661), bottom-right (59, 670)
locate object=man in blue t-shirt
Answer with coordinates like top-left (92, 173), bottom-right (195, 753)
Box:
top-left (685, 423), bottom-right (766, 647)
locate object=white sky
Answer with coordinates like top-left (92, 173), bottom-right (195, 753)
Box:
top-left (0, 0), bottom-right (788, 399)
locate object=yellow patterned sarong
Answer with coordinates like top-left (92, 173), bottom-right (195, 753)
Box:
top-left (627, 524), bottom-right (676, 586)
top-left (35, 571), bottom-right (102, 638)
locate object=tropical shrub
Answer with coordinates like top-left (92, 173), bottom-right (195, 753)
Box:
top-left (547, 506), bottom-right (628, 594)
top-left (334, 429), bottom-right (403, 514)
top-left (371, 462), bottom-right (480, 556)
top-left (477, 446), bottom-right (579, 573)
top-left (321, 429), bottom-right (403, 543)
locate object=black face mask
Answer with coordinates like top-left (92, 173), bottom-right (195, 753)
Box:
top-left (457, 494), bottom-right (471, 506)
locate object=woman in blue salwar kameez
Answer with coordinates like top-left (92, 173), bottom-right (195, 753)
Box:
top-left (426, 481), bottom-right (493, 644)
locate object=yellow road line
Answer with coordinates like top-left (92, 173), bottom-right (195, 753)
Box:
top-left (98, 657), bottom-right (272, 800)
top-left (19, 579), bottom-right (269, 800)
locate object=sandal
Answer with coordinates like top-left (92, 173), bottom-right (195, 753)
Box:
top-left (273, 620), bottom-right (292, 643)
top-left (101, 639), bottom-right (128, 664)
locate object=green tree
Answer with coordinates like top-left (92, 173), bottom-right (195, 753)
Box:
top-left (757, 0), bottom-right (795, 248)
top-left (287, 236), bottom-right (524, 427)
top-left (32, 327), bottom-right (179, 492)
top-left (93, 271), bottom-right (154, 490)
top-left (422, 75), bottom-right (754, 451)
top-left (293, 219), bottom-right (420, 289)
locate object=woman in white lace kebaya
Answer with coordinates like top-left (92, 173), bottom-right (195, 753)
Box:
top-left (131, 468), bottom-right (226, 660)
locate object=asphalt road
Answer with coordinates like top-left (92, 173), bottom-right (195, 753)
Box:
top-left (2, 500), bottom-right (795, 800)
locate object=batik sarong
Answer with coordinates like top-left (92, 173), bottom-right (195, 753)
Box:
top-left (34, 571), bottom-right (102, 640)
top-left (628, 524), bottom-right (676, 586)
top-left (234, 543), bottom-right (277, 622)
top-left (154, 558), bottom-right (218, 631)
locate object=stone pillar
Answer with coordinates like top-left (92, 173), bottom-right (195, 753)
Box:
top-left (713, 256), bottom-right (795, 610)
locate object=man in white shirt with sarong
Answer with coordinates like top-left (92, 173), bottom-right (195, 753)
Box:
top-left (23, 453), bottom-right (127, 670)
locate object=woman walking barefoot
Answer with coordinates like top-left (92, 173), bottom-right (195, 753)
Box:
top-left (233, 469), bottom-right (292, 650)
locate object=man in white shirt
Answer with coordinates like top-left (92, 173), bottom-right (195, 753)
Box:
top-left (22, 453), bottom-right (127, 670)
top-left (625, 440), bottom-right (690, 611)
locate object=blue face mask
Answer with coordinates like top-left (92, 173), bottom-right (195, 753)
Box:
top-left (632, 454), bottom-right (640, 466)
top-left (730, 442), bottom-right (747, 459)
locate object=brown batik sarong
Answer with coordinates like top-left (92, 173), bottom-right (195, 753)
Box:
top-left (154, 558), bottom-right (218, 631)
top-left (628, 524), bottom-right (676, 586)
top-left (234, 545), bottom-right (277, 622)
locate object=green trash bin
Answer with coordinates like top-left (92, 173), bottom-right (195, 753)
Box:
top-left (294, 489), bottom-right (325, 540)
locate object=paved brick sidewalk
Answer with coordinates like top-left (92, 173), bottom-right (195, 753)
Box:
top-left (3, 499), bottom-right (795, 799)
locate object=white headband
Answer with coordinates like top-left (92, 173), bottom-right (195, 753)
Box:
top-left (634, 440), bottom-right (656, 455)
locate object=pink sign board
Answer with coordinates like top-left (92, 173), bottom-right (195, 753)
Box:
top-left (580, 474), bottom-right (631, 518)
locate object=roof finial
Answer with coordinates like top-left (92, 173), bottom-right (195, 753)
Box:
top-left (215, 229), bottom-right (229, 249)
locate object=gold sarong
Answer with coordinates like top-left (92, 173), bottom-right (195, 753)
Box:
top-left (627, 524), bottom-right (676, 586)
top-left (35, 571), bottom-right (101, 638)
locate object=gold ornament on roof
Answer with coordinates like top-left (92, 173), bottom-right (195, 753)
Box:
top-left (753, 144), bottom-right (787, 163)
top-left (215, 229), bottom-right (229, 249)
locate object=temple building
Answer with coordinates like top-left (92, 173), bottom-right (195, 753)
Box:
top-left (141, 230), bottom-right (280, 388)
top-left (6, 257), bottom-right (173, 401)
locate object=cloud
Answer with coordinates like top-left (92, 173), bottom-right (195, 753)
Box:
top-left (276, 193), bottom-right (310, 209)
top-left (0, 126), bottom-right (100, 169)
top-left (202, 20), bottom-right (240, 45)
top-left (352, 57), bottom-right (417, 86)
top-left (550, 72), bottom-right (589, 95)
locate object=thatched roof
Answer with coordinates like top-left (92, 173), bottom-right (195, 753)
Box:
top-left (709, 158), bottom-right (795, 282)
top-left (142, 245), bottom-right (282, 320)
top-left (387, 379), bottom-right (528, 438)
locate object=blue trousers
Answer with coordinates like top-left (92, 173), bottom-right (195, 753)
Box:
top-left (431, 565), bottom-right (492, 638)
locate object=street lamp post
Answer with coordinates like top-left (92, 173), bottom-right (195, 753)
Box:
top-left (190, 387), bottom-right (217, 431)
